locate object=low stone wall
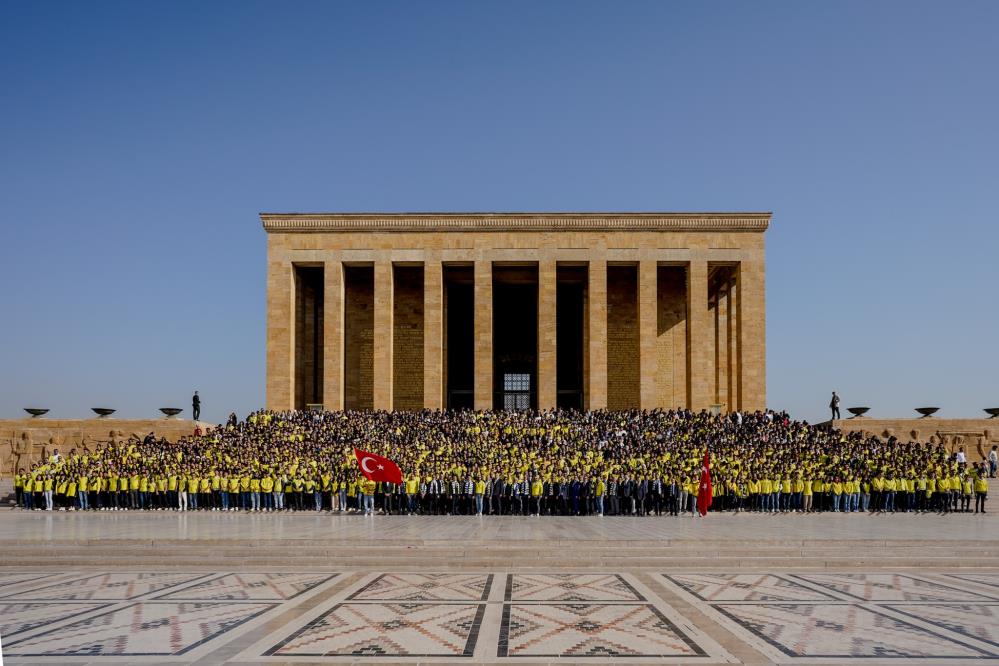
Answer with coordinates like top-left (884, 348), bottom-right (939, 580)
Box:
top-left (829, 417), bottom-right (998, 462)
top-left (0, 418), bottom-right (208, 476)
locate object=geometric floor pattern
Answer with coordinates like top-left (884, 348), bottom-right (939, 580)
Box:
top-left (499, 602), bottom-right (705, 657)
top-left (3, 601), bottom-right (275, 656)
top-left (791, 572), bottom-right (999, 602)
top-left (887, 603), bottom-right (999, 649)
top-left (506, 573), bottom-right (645, 601)
top-left (265, 602), bottom-right (486, 657)
top-left (665, 573), bottom-right (837, 602)
top-left (0, 572), bottom-right (210, 601)
top-left (348, 573), bottom-right (492, 601)
top-left (0, 602), bottom-right (112, 641)
top-left (155, 572), bottom-right (337, 601)
top-left (712, 602), bottom-right (991, 658)
top-left (3, 569), bottom-right (999, 663)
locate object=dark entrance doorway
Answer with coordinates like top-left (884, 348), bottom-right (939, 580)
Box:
top-left (493, 265), bottom-right (538, 410)
top-left (444, 265), bottom-right (474, 410)
top-left (556, 265), bottom-right (585, 410)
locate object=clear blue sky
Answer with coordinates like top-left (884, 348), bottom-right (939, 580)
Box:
top-left (2, 1), bottom-right (997, 425)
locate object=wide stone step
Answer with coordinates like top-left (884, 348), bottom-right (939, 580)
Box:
top-left (5, 544), bottom-right (997, 558)
top-left (4, 556), bottom-right (999, 569)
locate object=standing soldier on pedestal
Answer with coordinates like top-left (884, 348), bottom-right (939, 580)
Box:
top-left (829, 392), bottom-right (840, 420)
top-left (192, 391), bottom-right (201, 421)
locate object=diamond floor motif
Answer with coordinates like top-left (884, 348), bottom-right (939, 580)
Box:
top-left (499, 603), bottom-right (705, 657)
top-left (265, 602), bottom-right (486, 657)
top-left (506, 573), bottom-right (644, 602)
top-left (666, 573), bottom-right (837, 602)
top-left (714, 602), bottom-right (991, 658)
top-left (3, 601), bottom-right (275, 656)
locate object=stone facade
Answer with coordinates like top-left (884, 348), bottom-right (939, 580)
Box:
top-left (0, 419), bottom-right (208, 477)
top-left (830, 417), bottom-right (999, 462)
top-left (262, 212), bottom-right (770, 413)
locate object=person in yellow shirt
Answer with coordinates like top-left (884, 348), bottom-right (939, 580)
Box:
top-left (249, 476), bottom-right (262, 511)
top-left (404, 475), bottom-right (419, 515)
top-left (261, 475), bottom-right (274, 511)
top-left (937, 475), bottom-right (950, 513)
top-left (831, 478), bottom-right (844, 512)
top-left (974, 465), bottom-right (988, 514)
top-left (802, 477), bottom-right (814, 513)
top-left (960, 474), bottom-right (973, 513)
top-left (359, 477), bottom-right (377, 515)
top-left (474, 477), bottom-right (487, 515)
top-left (178, 473), bottom-right (189, 511)
top-left (595, 476), bottom-right (606, 516)
top-left (77, 473), bottom-right (90, 511)
top-left (14, 469), bottom-right (26, 510)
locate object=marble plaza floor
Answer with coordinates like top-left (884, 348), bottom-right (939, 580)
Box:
top-left (2, 511), bottom-right (999, 664)
top-left (2, 568), bottom-right (999, 665)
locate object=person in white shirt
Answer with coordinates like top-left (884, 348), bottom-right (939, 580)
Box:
top-left (956, 448), bottom-right (967, 465)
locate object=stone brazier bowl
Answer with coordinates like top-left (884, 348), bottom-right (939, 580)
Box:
top-left (847, 407), bottom-right (870, 418)
top-left (159, 408), bottom-right (183, 418)
top-left (24, 408), bottom-right (49, 418)
top-left (915, 407), bottom-right (939, 418)
top-left (91, 408), bottom-right (116, 418)
top-left (985, 408), bottom-right (999, 419)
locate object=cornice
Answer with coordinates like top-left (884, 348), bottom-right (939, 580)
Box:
top-left (260, 212), bottom-right (771, 233)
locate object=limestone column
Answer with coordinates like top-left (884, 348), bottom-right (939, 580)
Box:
top-left (639, 260), bottom-right (659, 410)
top-left (587, 258), bottom-right (608, 410)
top-left (474, 259), bottom-right (493, 411)
top-left (265, 258), bottom-right (294, 411)
top-left (423, 258), bottom-right (443, 410)
top-left (739, 260), bottom-right (766, 412)
top-left (729, 274), bottom-right (740, 411)
top-left (323, 259), bottom-right (345, 411)
top-left (537, 258), bottom-right (557, 410)
top-left (372, 261), bottom-right (394, 410)
top-left (716, 277), bottom-right (730, 411)
top-left (687, 260), bottom-right (710, 411)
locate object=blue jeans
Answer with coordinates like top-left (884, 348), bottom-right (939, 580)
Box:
top-left (596, 496), bottom-right (604, 515)
top-left (221, 491), bottom-right (229, 510)
top-left (884, 491), bottom-right (895, 512)
top-left (314, 491), bottom-right (322, 511)
top-left (189, 492), bottom-right (198, 510)
top-left (363, 494), bottom-right (374, 514)
top-left (250, 491), bottom-right (260, 510)
top-left (475, 495), bottom-right (483, 514)
top-left (77, 491), bottom-right (89, 510)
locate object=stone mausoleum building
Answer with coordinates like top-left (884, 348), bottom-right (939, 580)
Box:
top-left (262, 212), bottom-right (769, 413)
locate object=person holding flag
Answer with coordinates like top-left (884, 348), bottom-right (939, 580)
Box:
top-left (697, 449), bottom-right (712, 517)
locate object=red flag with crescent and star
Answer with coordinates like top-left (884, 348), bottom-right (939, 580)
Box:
top-left (697, 449), bottom-right (712, 517)
top-left (353, 448), bottom-right (403, 484)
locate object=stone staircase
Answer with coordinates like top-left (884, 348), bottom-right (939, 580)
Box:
top-left (4, 537), bottom-right (999, 570)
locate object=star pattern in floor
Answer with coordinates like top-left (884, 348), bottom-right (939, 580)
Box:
top-left (2, 569), bottom-right (999, 663)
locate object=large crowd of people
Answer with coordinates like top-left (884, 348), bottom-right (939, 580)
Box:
top-left (11, 408), bottom-right (993, 516)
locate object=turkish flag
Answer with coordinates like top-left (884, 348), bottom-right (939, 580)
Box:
top-left (354, 448), bottom-right (403, 484)
top-left (696, 449), bottom-right (712, 516)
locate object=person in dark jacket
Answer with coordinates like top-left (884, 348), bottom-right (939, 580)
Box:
top-left (192, 391), bottom-right (201, 421)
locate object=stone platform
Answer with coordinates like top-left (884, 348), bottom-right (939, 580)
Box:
top-left (2, 512), bottom-right (999, 664)
top-left (2, 511), bottom-right (998, 570)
